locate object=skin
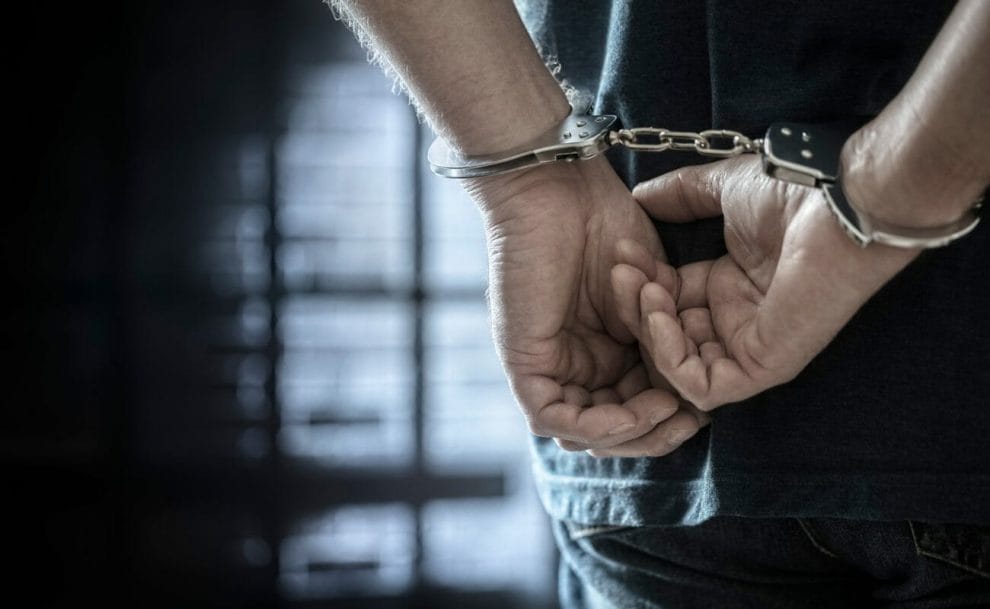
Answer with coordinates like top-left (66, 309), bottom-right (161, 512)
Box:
top-left (337, 0), bottom-right (700, 454)
top-left (468, 156), bottom-right (706, 454)
top-left (595, 0), bottom-right (990, 430)
top-left (608, 157), bottom-right (917, 415)
top-left (842, 0), bottom-right (990, 229)
top-left (335, 0), bottom-right (989, 458)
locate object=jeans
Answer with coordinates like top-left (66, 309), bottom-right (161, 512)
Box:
top-left (555, 517), bottom-right (990, 609)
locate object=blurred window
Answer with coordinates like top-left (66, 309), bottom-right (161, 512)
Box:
top-left (270, 61), bottom-right (556, 606)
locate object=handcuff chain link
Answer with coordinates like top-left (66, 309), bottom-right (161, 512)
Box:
top-left (608, 127), bottom-right (764, 158)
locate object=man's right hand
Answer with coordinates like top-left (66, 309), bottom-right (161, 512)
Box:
top-left (466, 156), bottom-right (705, 455)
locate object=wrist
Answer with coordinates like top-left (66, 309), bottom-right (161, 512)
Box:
top-left (463, 154), bottom-right (599, 218)
top-left (449, 84), bottom-right (570, 156)
top-left (809, 187), bottom-right (920, 291)
top-left (465, 153), bottom-right (622, 219)
top-left (840, 114), bottom-right (987, 230)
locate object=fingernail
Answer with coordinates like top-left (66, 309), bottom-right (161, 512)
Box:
top-left (668, 429), bottom-right (695, 445)
top-left (608, 422), bottom-right (636, 436)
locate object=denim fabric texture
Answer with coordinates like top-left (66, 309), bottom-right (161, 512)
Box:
top-left (555, 518), bottom-right (990, 608)
top-left (517, 0), bottom-right (990, 528)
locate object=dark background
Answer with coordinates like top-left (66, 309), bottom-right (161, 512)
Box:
top-left (9, 2), bottom-right (556, 607)
top-left (12, 2), bottom-right (290, 605)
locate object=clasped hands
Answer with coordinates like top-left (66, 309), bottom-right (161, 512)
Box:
top-left (467, 153), bottom-right (916, 459)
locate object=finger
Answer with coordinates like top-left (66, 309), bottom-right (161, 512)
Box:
top-left (615, 239), bottom-right (660, 281)
top-left (614, 364), bottom-right (650, 401)
top-left (632, 163), bottom-right (727, 223)
top-left (608, 240), bottom-right (678, 345)
top-left (562, 384), bottom-right (592, 407)
top-left (546, 387), bottom-right (683, 452)
top-left (687, 404), bottom-right (713, 428)
top-left (554, 437), bottom-right (585, 452)
top-left (533, 399), bottom-right (640, 442)
top-left (640, 281), bottom-right (677, 318)
top-left (644, 313), bottom-right (754, 410)
top-left (640, 282), bottom-right (697, 364)
top-left (698, 341), bottom-right (726, 365)
top-left (642, 311), bottom-right (708, 403)
top-left (675, 261), bottom-right (715, 310)
top-left (525, 376), bottom-right (680, 445)
top-left (638, 345), bottom-right (678, 395)
top-left (639, 282), bottom-right (689, 362)
top-left (611, 264), bottom-right (650, 341)
top-left (615, 238), bottom-right (680, 296)
top-left (591, 387), bottom-right (622, 405)
top-left (583, 388), bottom-right (679, 449)
top-left (680, 307), bottom-right (716, 345)
top-left (615, 237), bottom-right (682, 307)
top-left (588, 409), bottom-right (702, 458)
top-left (517, 375), bottom-right (639, 441)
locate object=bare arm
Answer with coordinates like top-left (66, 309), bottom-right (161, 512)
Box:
top-left (333, 1), bottom-right (703, 454)
top-left (843, 0), bottom-right (990, 228)
top-left (603, 0), bottom-right (990, 416)
top-left (334, 0), bottom-right (568, 156)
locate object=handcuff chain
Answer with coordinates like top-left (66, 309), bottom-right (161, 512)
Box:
top-left (608, 127), bottom-right (763, 158)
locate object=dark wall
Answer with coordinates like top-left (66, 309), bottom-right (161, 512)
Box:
top-left (9, 3), bottom-right (553, 608)
top-left (9, 3), bottom-right (558, 607)
top-left (11, 2), bottom-right (132, 605)
top-left (10, 2), bottom-right (283, 606)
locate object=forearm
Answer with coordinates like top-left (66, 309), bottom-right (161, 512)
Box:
top-left (842, 0), bottom-right (990, 227)
top-left (334, 0), bottom-right (568, 156)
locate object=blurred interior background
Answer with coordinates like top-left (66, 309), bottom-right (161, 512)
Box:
top-left (10, 1), bottom-right (558, 607)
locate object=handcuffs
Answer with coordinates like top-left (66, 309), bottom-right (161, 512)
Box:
top-left (428, 106), bottom-right (983, 249)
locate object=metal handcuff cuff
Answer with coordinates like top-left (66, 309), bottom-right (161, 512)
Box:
top-left (427, 106), bottom-right (983, 249)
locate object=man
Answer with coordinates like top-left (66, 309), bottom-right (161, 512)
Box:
top-left (333, 1), bottom-right (989, 606)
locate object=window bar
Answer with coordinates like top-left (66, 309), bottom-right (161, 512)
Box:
top-left (411, 115), bottom-right (427, 591)
top-left (264, 132), bottom-right (283, 604)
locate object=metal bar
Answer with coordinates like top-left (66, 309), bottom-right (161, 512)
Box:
top-left (411, 111), bottom-right (428, 592)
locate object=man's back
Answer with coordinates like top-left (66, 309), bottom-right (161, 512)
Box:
top-left (520, 0), bottom-right (989, 527)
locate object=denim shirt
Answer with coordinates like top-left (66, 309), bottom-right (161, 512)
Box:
top-left (517, 0), bottom-right (990, 526)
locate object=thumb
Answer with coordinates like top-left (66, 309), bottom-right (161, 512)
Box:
top-left (631, 162), bottom-right (727, 223)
